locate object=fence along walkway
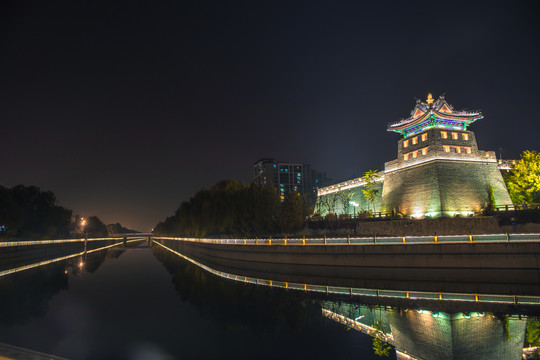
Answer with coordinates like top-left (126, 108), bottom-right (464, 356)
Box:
top-left (154, 233), bottom-right (540, 245)
top-left (0, 237), bottom-right (146, 277)
top-left (153, 240), bottom-right (540, 306)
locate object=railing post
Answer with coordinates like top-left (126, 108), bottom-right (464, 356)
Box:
top-left (324, 235), bottom-right (327, 245)
top-left (507, 233), bottom-right (510, 242)
top-left (373, 234), bottom-right (376, 244)
top-left (347, 235), bottom-right (350, 245)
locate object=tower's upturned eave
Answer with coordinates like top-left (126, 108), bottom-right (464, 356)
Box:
top-left (388, 110), bottom-right (483, 137)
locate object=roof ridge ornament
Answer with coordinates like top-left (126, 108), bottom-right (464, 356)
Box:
top-left (388, 94), bottom-right (483, 137)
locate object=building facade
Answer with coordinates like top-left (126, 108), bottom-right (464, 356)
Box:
top-left (253, 158), bottom-right (321, 203)
top-left (315, 94), bottom-right (513, 218)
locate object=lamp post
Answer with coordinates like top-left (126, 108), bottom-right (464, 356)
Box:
top-left (81, 217), bottom-right (87, 254)
top-left (350, 201), bottom-right (359, 236)
top-left (350, 201), bottom-right (359, 218)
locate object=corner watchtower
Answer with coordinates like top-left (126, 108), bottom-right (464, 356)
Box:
top-left (380, 94), bottom-right (512, 217)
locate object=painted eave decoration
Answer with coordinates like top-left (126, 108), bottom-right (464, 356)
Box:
top-left (388, 94), bottom-right (483, 137)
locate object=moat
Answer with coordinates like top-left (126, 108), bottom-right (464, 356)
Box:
top-left (0, 240), bottom-right (539, 360)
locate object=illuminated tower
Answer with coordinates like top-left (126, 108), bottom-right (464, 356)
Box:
top-left (381, 94), bottom-right (512, 217)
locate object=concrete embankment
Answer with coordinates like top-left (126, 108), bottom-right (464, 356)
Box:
top-left (155, 238), bottom-right (540, 296)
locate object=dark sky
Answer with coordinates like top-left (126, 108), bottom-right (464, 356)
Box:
top-left (1, 1), bottom-right (539, 231)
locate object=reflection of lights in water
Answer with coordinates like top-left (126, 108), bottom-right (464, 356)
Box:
top-left (154, 241), bottom-right (540, 306)
top-left (0, 238), bottom-right (146, 278)
top-left (64, 269), bottom-right (68, 274)
top-left (79, 261), bottom-right (84, 269)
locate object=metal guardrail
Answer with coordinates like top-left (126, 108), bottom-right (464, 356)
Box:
top-left (0, 238), bottom-right (146, 277)
top-left (153, 240), bottom-right (540, 306)
top-left (0, 237), bottom-right (126, 248)
top-left (154, 233), bottom-right (540, 246)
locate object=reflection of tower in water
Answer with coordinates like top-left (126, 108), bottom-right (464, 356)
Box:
top-left (321, 301), bottom-right (528, 360)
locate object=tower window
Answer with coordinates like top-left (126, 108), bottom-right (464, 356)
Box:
top-left (403, 140), bottom-right (409, 148)
top-left (412, 137), bottom-right (418, 145)
top-left (441, 131), bottom-right (448, 139)
top-left (462, 133), bottom-right (469, 140)
top-left (465, 147), bottom-right (472, 154)
top-left (455, 146), bottom-right (461, 153)
top-left (421, 133), bottom-right (428, 141)
top-left (451, 132), bottom-right (458, 140)
top-left (412, 151), bottom-right (418, 158)
top-left (403, 153), bottom-right (409, 160)
top-left (443, 145), bottom-right (450, 153)
top-left (421, 147), bottom-right (428, 155)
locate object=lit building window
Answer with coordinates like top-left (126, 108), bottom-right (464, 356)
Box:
top-left (403, 140), bottom-right (409, 148)
top-left (421, 133), bottom-right (427, 141)
top-left (462, 133), bottom-right (469, 140)
top-left (443, 145), bottom-right (450, 153)
top-left (412, 151), bottom-right (418, 158)
top-left (452, 132), bottom-right (458, 140)
top-left (403, 153), bottom-right (409, 160)
top-left (455, 146), bottom-right (461, 153)
top-left (421, 147), bottom-right (428, 155)
top-left (412, 137), bottom-right (418, 145)
top-left (465, 147), bottom-right (472, 154)
top-left (441, 131), bottom-right (448, 139)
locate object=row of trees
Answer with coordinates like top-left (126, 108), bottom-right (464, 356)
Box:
top-left (0, 184), bottom-right (116, 240)
top-left (0, 185), bottom-right (72, 239)
top-left (153, 180), bottom-right (309, 237)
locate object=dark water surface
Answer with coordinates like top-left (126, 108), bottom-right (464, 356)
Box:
top-left (0, 246), bottom-right (379, 360)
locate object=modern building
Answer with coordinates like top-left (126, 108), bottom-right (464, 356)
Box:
top-left (315, 94), bottom-right (513, 218)
top-left (253, 158), bottom-right (322, 203)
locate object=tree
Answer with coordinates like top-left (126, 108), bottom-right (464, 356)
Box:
top-left (483, 184), bottom-right (496, 214)
top-left (369, 321), bottom-right (391, 357)
top-left (504, 150), bottom-right (540, 205)
top-left (361, 170), bottom-right (381, 214)
top-left (372, 337), bottom-right (391, 357)
top-left (338, 191), bottom-right (354, 216)
top-left (280, 190), bottom-right (304, 234)
top-left (0, 185), bottom-right (71, 239)
top-left (326, 194), bottom-right (337, 216)
top-left (525, 318), bottom-right (540, 349)
top-left (85, 216), bottom-right (108, 237)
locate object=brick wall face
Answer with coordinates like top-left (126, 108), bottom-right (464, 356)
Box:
top-left (381, 160), bottom-right (513, 216)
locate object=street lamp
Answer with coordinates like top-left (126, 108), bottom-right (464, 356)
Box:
top-left (350, 201), bottom-right (359, 218)
top-left (81, 217), bottom-right (88, 254)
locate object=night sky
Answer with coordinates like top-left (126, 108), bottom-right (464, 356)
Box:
top-left (1, 1), bottom-right (539, 231)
